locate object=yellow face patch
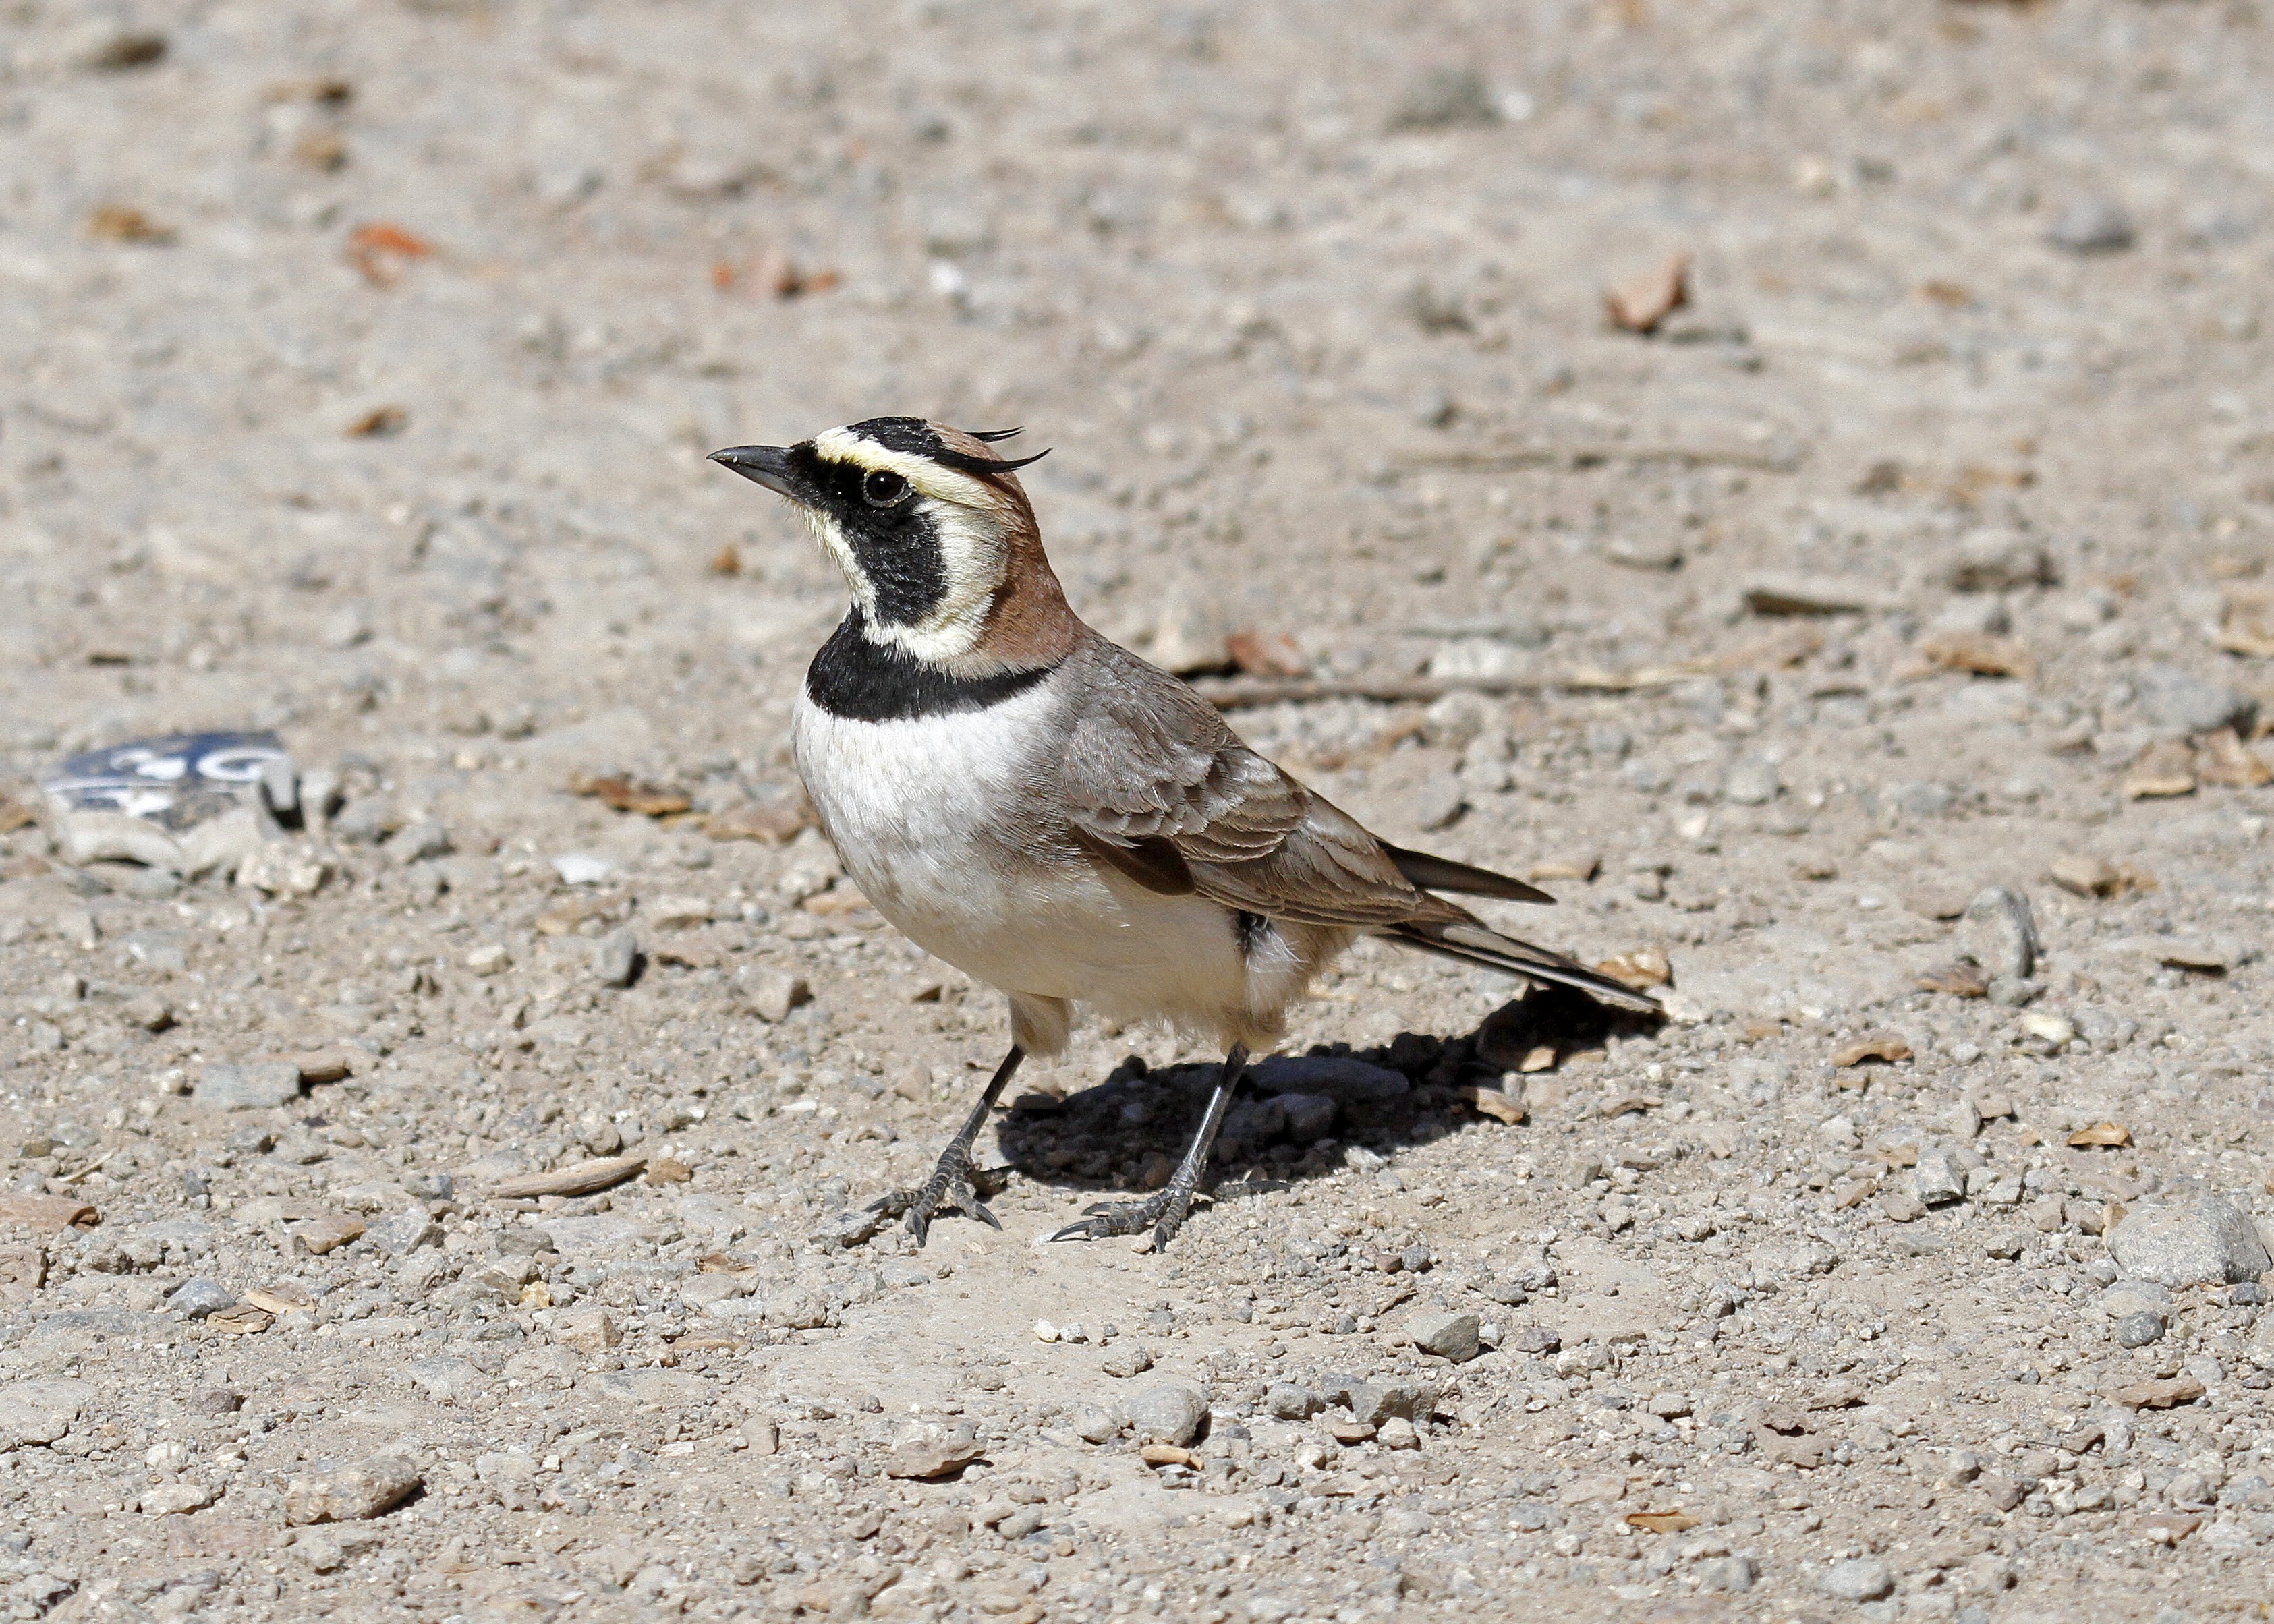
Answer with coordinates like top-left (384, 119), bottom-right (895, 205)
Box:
top-left (796, 425), bottom-right (1025, 664)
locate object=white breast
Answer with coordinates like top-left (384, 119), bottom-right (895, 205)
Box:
top-left (790, 681), bottom-right (1260, 1034)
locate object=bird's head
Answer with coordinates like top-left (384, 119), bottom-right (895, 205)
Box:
top-left (710, 417), bottom-right (1063, 666)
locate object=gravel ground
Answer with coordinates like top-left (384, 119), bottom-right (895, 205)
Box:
top-left (3, 2), bottom-right (2274, 1621)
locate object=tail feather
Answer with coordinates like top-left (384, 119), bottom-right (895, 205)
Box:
top-left (1388, 918), bottom-right (1662, 1013)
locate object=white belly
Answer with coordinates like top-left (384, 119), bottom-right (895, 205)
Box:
top-left (791, 685), bottom-right (1253, 1019)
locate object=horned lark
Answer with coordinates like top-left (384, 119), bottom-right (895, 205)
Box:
top-left (710, 418), bottom-right (1657, 1250)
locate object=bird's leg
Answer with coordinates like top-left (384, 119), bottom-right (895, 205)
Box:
top-left (867, 1044), bottom-right (1023, 1246)
top-left (1052, 1044), bottom-right (1249, 1252)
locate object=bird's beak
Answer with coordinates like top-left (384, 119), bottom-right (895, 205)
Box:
top-left (708, 445), bottom-right (799, 500)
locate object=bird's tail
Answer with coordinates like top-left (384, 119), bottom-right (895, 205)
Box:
top-left (1385, 917), bottom-right (1663, 1013)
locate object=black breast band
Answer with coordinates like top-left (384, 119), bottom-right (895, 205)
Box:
top-left (805, 614), bottom-right (1058, 721)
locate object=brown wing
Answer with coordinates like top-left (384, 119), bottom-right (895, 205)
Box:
top-left (1055, 639), bottom-right (1660, 1012)
top-left (1058, 641), bottom-right (1440, 928)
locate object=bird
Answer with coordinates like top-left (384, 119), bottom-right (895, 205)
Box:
top-left (708, 417), bottom-right (1659, 1250)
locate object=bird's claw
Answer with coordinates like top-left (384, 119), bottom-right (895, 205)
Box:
top-left (868, 1153), bottom-right (1004, 1247)
top-left (1049, 1189), bottom-right (1203, 1251)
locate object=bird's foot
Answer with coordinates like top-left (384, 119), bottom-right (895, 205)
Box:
top-left (867, 1149), bottom-right (1006, 1248)
top-left (1049, 1186), bottom-right (1207, 1252)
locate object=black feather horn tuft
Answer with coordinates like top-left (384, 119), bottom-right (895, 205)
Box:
top-left (934, 445), bottom-right (1050, 478)
top-left (967, 426), bottom-right (1025, 443)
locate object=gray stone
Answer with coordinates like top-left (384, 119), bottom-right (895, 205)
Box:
top-left (1914, 1147), bottom-right (1968, 1207)
top-left (1889, 780), bottom-right (1956, 819)
top-left (884, 1424), bottom-right (985, 1480)
top-left (406, 1356), bottom-right (485, 1403)
top-left (1411, 773), bottom-right (1465, 832)
top-left (1695, 1554), bottom-right (1755, 1594)
top-left (2108, 1196), bottom-right (2273, 1287)
top-left (1942, 529), bottom-right (2055, 592)
top-left (167, 1277), bottom-right (235, 1318)
top-left (192, 1062), bottom-right (302, 1112)
top-left (384, 820), bottom-right (451, 864)
top-left (737, 966), bottom-right (811, 1024)
top-left (2135, 664), bottom-right (2255, 738)
top-left (1964, 887), bottom-right (2039, 980)
top-left (2100, 1279), bottom-right (2176, 1319)
top-left (1220, 1096), bottom-right (1286, 1147)
top-left (0, 1379), bottom-right (96, 1447)
top-left (1277, 1093), bottom-right (1338, 1144)
top-left (590, 930), bottom-right (638, 987)
top-left (283, 1453), bottom-right (423, 1524)
top-left (811, 1208), bottom-right (885, 1249)
top-left (2114, 1312), bottom-right (2166, 1348)
top-left (1388, 65), bottom-right (1499, 132)
top-left (1265, 1382), bottom-right (1320, 1420)
top-left (1723, 756), bottom-right (1781, 806)
top-left (1123, 1381), bottom-right (1209, 1446)
top-left (1817, 1557), bottom-right (1894, 1601)
top-left (1247, 1056), bottom-right (1409, 1103)
top-left (1100, 1344), bottom-right (1154, 1379)
top-left (1347, 1378), bottom-right (1438, 1426)
top-left (2047, 197), bottom-right (2134, 254)
top-left (366, 1208), bottom-right (440, 1258)
top-left (1406, 1308), bottom-right (1481, 1362)
top-left (331, 798), bottom-right (398, 844)
top-left (1069, 1403), bottom-right (1119, 1444)
top-left (1742, 572), bottom-right (1900, 616)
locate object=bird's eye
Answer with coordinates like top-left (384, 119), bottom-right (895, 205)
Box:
top-left (862, 469), bottom-right (909, 507)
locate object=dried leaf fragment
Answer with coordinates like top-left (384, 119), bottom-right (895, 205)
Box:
top-left (2216, 585), bottom-right (2274, 658)
top-left (2140, 1512), bottom-right (2202, 1544)
top-left (1832, 1031), bottom-right (1913, 1067)
top-left (293, 1214), bottom-right (367, 1255)
top-left (2048, 854), bottom-right (2119, 897)
top-left (1626, 1509), bottom-right (1700, 1534)
top-left (1594, 946), bottom-right (1672, 990)
top-left (2123, 741), bottom-right (2197, 799)
top-left (244, 1283), bottom-right (313, 1315)
top-left (208, 1304), bottom-right (274, 1335)
top-left (0, 1194), bottom-right (99, 1231)
top-left (717, 249), bottom-right (841, 299)
top-left (1604, 252), bottom-right (1690, 335)
top-left (2197, 727), bottom-right (2272, 788)
top-left (491, 1155), bottom-right (646, 1200)
top-left (1916, 630), bottom-right (2036, 680)
top-left (295, 130), bottom-right (348, 171)
top-left (702, 788), bottom-right (814, 844)
top-left (1721, 622), bottom-right (1826, 672)
top-left (345, 221), bottom-right (434, 288)
top-left (1225, 630), bottom-right (1311, 678)
top-left (2105, 1375), bottom-right (2205, 1410)
top-left (86, 205), bottom-right (175, 244)
top-left (344, 405), bottom-right (407, 438)
top-left (707, 544), bottom-right (741, 577)
top-left (571, 774), bottom-right (692, 817)
top-left (1919, 955), bottom-right (1991, 991)
top-left (2068, 1121), bottom-right (2130, 1149)
top-left (1458, 1085), bottom-right (1527, 1125)
top-left (87, 32), bottom-right (167, 71)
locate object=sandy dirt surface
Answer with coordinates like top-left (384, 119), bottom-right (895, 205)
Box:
top-left (3, 1), bottom-right (2274, 1620)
